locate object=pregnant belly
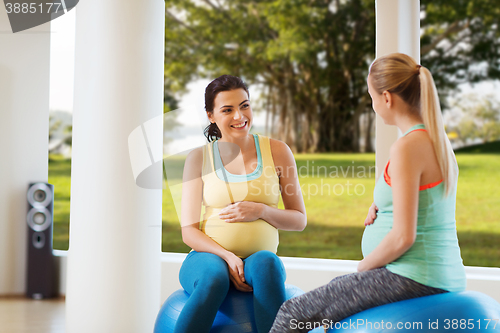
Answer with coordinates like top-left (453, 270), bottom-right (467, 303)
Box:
top-left (203, 217), bottom-right (279, 258)
top-left (361, 216), bottom-right (393, 257)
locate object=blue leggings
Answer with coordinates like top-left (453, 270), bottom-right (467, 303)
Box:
top-left (174, 250), bottom-right (287, 333)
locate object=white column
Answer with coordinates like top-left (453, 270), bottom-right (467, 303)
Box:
top-left (65, 1), bottom-right (164, 332)
top-left (0, 9), bottom-right (50, 294)
top-left (375, 0), bottom-right (420, 177)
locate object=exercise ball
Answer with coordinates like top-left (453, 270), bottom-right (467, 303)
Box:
top-left (154, 284), bottom-right (305, 333)
top-left (324, 291), bottom-right (500, 332)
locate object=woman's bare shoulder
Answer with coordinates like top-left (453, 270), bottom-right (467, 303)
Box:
top-left (183, 146), bottom-right (205, 176)
top-left (390, 131), bottom-right (434, 171)
top-left (186, 146), bottom-right (204, 160)
top-left (269, 138), bottom-right (293, 161)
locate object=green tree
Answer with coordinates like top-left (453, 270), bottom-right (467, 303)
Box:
top-left (421, 0), bottom-right (500, 97)
top-left (164, 0), bottom-right (500, 152)
top-left (448, 93), bottom-right (500, 145)
top-left (48, 111), bottom-right (72, 154)
top-left (164, 0), bottom-right (374, 152)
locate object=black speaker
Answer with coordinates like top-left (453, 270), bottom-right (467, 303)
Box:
top-left (26, 182), bottom-right (56, 299)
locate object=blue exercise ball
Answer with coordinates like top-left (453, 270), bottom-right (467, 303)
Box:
top-left (323, 291), bottom-right (500, 332)
top-left (154, 284), bottom-right (305, 333)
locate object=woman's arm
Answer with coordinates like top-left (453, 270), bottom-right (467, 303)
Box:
top-left (218, 139), bottom-right (307, 231)
top-left (180, 148), bottom-right (252, 292)
top-left (262, 139), bottom-right (307, 230)
top-left (358, 139), bottom-right (420, 272)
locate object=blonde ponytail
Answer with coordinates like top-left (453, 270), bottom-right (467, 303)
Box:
top-left (419, 67), bottom-right (457, 195)
top-left (369, 53), bottom-right (457, 196)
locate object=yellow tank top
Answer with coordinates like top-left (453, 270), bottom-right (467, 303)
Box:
top-left (200, 134), bottom-right (280, 258)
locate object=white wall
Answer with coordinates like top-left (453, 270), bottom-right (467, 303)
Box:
top-left (0, 8), bottom-right (50, 295)
top-left (159, 255), bottom-right (500, 303)
top-left (53, 252), bottom-right (500, 303)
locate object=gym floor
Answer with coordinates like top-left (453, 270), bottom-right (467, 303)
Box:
top-left (0, 296), bottom-right (65, 333)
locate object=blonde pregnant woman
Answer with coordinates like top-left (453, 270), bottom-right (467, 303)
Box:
top-left (269, 53), bottom-right (466, 333)
top-left (175, 75), bottom-right (307, 333)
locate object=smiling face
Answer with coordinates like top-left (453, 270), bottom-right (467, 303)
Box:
top-left (207, 88), bottom-right (252, 140)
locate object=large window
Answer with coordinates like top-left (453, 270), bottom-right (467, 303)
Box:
top-left (48, 5), bottom-right (499, 269)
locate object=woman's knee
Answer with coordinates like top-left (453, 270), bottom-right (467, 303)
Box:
top-left (245, 250), bottom-right (286, 282)
top-left (180, 252), bottom-right (230, 294)
top-left (250, 251), bottom-right (284, 271)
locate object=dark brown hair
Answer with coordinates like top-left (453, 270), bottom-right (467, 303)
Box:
top-left (204, 75), bottom-right (249, 141)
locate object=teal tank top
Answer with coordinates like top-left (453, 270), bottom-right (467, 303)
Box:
top-left (361, 124), bottom-right (466, 292)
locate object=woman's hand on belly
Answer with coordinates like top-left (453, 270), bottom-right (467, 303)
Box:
top-left (364, 202), bottom-right (379, 226)
top-left (223, 251), bottom-right (253, 292)
top-left (219, 201), bottom-right (264, 223)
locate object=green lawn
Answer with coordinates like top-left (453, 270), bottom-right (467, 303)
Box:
top-left (49, 152), bottom-right (500, 267)
top-left (48, 155), bottom-right (72, 250)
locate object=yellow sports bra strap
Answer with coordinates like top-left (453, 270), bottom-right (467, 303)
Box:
top-left (203, 135), bottom-right (276, 177)
top-left (258, 135), bottom-right (276, 170)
